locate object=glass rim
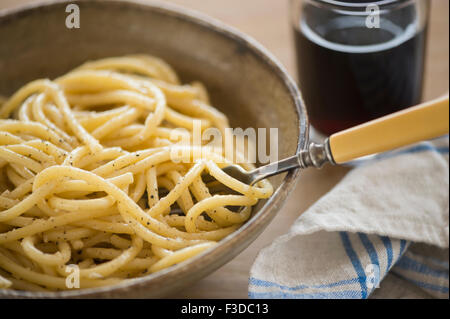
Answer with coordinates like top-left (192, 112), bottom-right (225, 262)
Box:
top-left (305, 0), bottom-right (417, 10)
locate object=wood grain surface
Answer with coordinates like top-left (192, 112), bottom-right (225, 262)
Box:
top-left (0, 0), bottom-right (448, 299)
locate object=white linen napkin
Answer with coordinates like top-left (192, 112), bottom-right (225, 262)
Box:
top-left (249, 136), bottom-right (449, 299)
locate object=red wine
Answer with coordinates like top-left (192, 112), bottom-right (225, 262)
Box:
top-left (294, 14), bottom-right (427, 135)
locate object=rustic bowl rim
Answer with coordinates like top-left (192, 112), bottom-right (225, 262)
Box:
top-left (0, 0), bottom-right (309, 298)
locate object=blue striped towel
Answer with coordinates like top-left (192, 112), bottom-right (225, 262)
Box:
top-left (249, 136), bottom-right (449, 299)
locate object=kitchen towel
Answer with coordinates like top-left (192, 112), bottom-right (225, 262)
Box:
top-left (249, 136), bottom-right (449, 299)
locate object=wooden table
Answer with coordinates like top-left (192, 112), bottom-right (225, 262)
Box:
top-left (1, 0), bottom-right (448, 299)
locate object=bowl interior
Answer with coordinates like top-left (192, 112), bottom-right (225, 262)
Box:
top-left (0, 0), bottom-right (307, 298)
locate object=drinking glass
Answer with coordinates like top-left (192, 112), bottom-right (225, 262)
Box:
top-left (291, 0), bottom-right (430, 136)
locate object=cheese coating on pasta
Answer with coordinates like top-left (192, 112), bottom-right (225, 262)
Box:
top-left (0, 55), bottom-right (273, 291)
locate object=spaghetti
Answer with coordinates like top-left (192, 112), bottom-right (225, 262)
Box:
top-left (0, 55), bottom-right (273, 291)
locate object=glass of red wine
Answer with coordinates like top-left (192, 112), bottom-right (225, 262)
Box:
top-left (291, 0), bottom-right (430, 137)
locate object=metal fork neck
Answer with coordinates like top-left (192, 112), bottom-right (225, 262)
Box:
top-left (249, 139), bottom-right (335, 185)
top-left (298, 139), bottom-right (336, 169)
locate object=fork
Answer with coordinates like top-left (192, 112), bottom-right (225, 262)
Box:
top-left (206, 95), bottom-right (449, 186)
